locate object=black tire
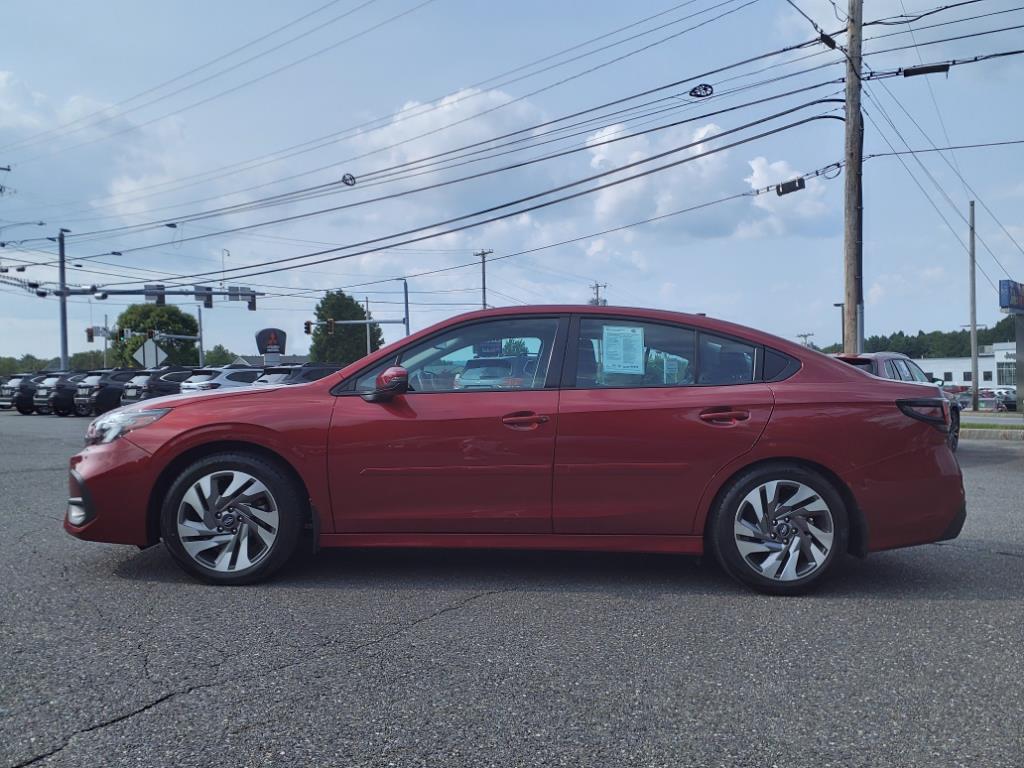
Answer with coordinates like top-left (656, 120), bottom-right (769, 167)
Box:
top-left (15, 403), bottom-right (33, 415)
top-left (708, 463), bottom-right (848, 596)
top-left (160, 452), bottom-right (303, 585)
top-left (948, 408), bottom-right (960, 452)
top-left (74, 403), bottom-right (93, 417)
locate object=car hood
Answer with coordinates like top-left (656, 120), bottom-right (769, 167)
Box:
top-left (122, 385), bottom-right (286, 411)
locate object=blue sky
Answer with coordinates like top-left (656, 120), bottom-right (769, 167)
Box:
top-left (1, 0), bottom-right (1022, 359)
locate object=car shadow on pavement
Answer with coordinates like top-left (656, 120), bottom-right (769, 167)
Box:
top-left (113, 540), bottom-right (1023, 601)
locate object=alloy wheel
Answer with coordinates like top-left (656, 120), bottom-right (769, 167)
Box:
top-left (176, 470), bottom-right (280, 573)
top-left (733, 480), bottom-right (835, 582)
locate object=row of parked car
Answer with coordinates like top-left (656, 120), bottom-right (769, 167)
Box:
top-left (0, 362), bottom-right (342, 417)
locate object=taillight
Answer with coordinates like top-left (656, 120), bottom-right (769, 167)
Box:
top-left (897, 398), bottom-right (949, 431)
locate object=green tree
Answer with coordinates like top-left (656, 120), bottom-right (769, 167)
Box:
top-left (110, 304), bottom-right (199, 367)
top-left (69, 350), bottom-right (106, 371)
top-left (204, 344), bottom-right (238, 366)
top-left (309, 291), bottom-right (383, 365)
top-left (502, 338), bottom-right (528, 355)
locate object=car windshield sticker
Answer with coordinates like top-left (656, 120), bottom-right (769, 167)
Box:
top-left (602, 325), bottom-right (644, 375)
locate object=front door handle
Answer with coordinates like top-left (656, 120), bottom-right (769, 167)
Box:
top-left (699, 408), bottom-right (750, 424)
top-left (501, 411), bottom-right (550, 430)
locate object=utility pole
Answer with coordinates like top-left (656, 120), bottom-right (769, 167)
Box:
top-left (196, 304), bottom-right (206, 367)
top-left (364, 297), bottom-right (372, 356)
top-left (57, 228), bottom-right (70, 370)
top-left (399, 278), bottom-right (410, 336)
top-left (797, 332), bottom-right (815, 347)
top-left (843, 0), bottom-right (864, 354)
top-left (589, 282), bottom-right (608, 306)
top-left (475, 249), bottom-right (492, 309)
top-left (968, 200), bottom-right (979, 412)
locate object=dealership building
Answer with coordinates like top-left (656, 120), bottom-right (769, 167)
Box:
top-left (911, 342), bottom-right (1017, 389)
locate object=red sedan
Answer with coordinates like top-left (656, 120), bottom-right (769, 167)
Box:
top-left (65, 306), bottom-right (965, 594)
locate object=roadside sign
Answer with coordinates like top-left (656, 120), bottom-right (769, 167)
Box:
top-left (999, 280), bottom-right (1024, 315)
top-left (133, 339), bottom-right (167, 368)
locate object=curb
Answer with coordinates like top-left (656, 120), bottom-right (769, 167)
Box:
top-left (960, 428), bottom-right (1024, 442)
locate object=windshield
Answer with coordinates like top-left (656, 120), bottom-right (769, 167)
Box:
top-left (460, 361), bottom-right (514, 381)
top-left (40, 377), bottom-right (60, 386)
top-left (6, 378), bottom-right (25, 388)
top-left (82, 375), bottom-right (102, 386)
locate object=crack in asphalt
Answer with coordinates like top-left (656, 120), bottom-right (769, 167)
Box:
top-left (6, 589), bottom-right (505, 768)
top-left (934, 541), bottom-right (1024, 560)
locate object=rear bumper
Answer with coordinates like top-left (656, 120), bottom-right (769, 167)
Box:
top-left (849, 442), bottom-right (966, 553)
top-left (937, 501), bottom-right (967, 542)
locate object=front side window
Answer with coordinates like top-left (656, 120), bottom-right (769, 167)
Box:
top-left (904, 361), bottom-right (931, 383)
top-left (185, 372), bottom-right (217, 384)
top-left (227, 371), bottom-right (260, 383)
top-left (892, 359), bottom-right (913, 381)
top-left (356, 317), bottom-right (559, 393)
top-left (575, 319), bottom-right (695, 388)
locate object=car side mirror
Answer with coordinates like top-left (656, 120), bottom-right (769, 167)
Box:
top-left (932, 379), bottom-right (944, 385)
top-left (362, 366), bottom-right (409, 403)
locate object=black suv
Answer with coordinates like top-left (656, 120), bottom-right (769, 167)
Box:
top-left (1, 372), bottom-right (48, 414)
top-left (74, 368), bottom-right (139, 416)
top-left (33, 371), bottom-right (87, 416)
top-left (254, 362), bottom-right (342, 386)
top-left (120, 366), bottom-right (192, 406)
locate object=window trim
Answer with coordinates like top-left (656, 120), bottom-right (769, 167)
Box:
top-left (560, 313), bottom-right (765, 391)
top-left (332, 314), bottom-right (570, 397)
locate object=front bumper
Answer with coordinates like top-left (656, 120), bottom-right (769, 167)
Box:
top-left (64, 437), bottom-right (154, 546)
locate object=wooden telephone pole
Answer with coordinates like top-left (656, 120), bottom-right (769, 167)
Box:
top-left (843, 0), bottom-right (864, 354)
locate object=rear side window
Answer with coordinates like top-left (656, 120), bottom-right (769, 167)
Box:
top-left (697, 334), bottom-right (755, 386)
top-left (575, 319), bottom-right (696, 388)
top-left (227, 371), bottom-right (260, 383)
top-left (892, 359), bottom-right (914, 381)
top-left (164, 371), bottom-right (192, 383)
top-left (883, 360), bottom-right (897, 379)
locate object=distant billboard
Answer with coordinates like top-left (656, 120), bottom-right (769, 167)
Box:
top-left (999, 280), bottom-right (1024, 315)
top-left (256, 328), bottom-right (286, 355)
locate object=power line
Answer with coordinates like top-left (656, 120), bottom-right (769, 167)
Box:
top-left (0, 0), bottom-right (368, 153)
top-left (12, 0), bottom-right (440, 165)
top-left (85, 105), bottom-right (843, 275)
top-left (108, 115), bottom-right (843, 288)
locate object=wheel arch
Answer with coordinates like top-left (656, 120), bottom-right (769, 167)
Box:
top-left (699, 456), bottom-right (868, 558)
top-left (145, 440), bottom-right (316, 547)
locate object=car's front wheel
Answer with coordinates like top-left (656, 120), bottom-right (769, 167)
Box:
top-left (708, 463), bottom-right (848, 595)
top-left (160, 453), bottom-right (303, 585)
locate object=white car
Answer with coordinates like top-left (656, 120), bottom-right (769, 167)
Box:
top-left (179, 366), bottom-right (262, 392)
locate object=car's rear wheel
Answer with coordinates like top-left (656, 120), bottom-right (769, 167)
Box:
top-left (948, 408), bottom-right (960, 452)
top-left (708, 464), bottom-right (848, 595)
top-left (160, 453), bottom-right (302, 585)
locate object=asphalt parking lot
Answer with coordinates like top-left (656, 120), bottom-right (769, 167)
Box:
top-left (1, 410), bottom-right (1022, 768)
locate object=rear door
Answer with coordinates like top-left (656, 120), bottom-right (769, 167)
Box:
top-left (553, 316), bottom-right (774, 535)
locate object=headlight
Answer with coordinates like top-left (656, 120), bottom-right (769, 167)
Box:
top-left (85, 408), bottom-right (170, 445)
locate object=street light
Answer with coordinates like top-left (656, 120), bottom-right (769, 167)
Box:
top-left (0, 220), bottom-right (45, 236)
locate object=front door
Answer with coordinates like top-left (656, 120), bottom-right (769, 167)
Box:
top-left (553, 317), bottom-right (774, 535)
top-left (327, 315), bottom-right (566, 533)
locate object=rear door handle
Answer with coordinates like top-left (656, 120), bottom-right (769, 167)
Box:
top-left (699, 409), bottom-right (750, 424)
top-left (501, 411), bottom-right (550, 429)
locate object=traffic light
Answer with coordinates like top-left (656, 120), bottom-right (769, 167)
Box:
top-left (326, 319), bottom-right (336, 335)
top-left (247, 294), bottom-right (256, 311)
top-left (86, 327), bottom-right (94, 343)
top-left (118, 328), bottom-right (127, 341)
top-left (303, 320), bottom-right (312, 335)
